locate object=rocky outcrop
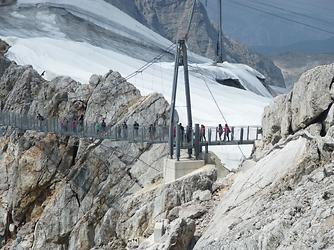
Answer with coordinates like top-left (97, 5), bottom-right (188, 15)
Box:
top-left (263, 63), bottom-right (334, 146)
top-left (193, 64), bottom-right (334, 249)
top-left (0, 40), bottom-right (11, 81)
top-left (105, 0), bottom-right (285, 88)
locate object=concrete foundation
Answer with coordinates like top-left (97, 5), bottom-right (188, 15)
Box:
top-left (163, 158), bottom-right (205, 183)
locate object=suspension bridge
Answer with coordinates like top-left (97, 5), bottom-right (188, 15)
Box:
top-left (0, 111), bottom-right (261, 155)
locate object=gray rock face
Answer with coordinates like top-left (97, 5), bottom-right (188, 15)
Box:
top-left (291, 64), bottom-right (334, 131)
top-left (263, 63), bottom-right (334, 146)
top-left (105, 0), bottom-right (285, 88)
top-left (0, 39), bottom-right (9, 55)
top-left (193, 64), bottom-right (334, 249)
top-left (0, 39), bottom-right (11, 82)
top-left (195, 135), bottom-right (334, 249)
top-left (192, 189), bottom-right (212, 202)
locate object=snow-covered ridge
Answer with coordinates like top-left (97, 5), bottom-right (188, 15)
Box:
top-left (17, 0), bottom-right (172, 49)
top-left (3, 36), bottom-right (270, 126)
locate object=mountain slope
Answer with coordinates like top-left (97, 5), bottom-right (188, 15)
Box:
top-left (1, 0), bottom-right (271, 127)
top-left (194, 64), bottom-right (334, 249)
top-left (103, 0), bottom-right (285, 88)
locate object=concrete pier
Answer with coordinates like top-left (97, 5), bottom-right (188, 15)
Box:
top-left (163, 158), bottom-right (205, 183)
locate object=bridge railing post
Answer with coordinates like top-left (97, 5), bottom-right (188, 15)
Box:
top-left (215, 127), bottom-right (218, 142)
top-left (176, 124), bottom-right (181, 161)
top-left (194, 124), bottom-right (200, 160)
top-left (208, 128), bottom-right (212, 144)
top-left (256, 127), bottom-right (261, 140)
top-left (231, 127), bottom-right (234, 141)
top-left (240, 127), bottom-right (244, 144)
top-left (187, 126), bottom-right (192, 158)
top-left (247, 126), bottom-right (250, 141)
top-left (204, 142), bottom-right (209, 164)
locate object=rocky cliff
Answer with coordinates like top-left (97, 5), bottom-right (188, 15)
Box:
top-left (193, 64), bottom-right (334, 249)
top-left (105, 0), bottom-right (285, 88)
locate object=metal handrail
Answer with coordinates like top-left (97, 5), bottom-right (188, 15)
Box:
top-left (0, 112), bottom-right (262, 147)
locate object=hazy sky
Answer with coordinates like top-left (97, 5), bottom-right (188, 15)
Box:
top-left (202, 0), bottom-right (334, 47)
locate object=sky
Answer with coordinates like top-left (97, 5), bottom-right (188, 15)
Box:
top-left (202, 0), bottom-right (334, 50)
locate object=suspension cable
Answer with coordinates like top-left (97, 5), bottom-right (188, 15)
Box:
top-left (189, 64), bottom-right (247, 159)
top-left (183, 0), bottom-right (197, 41)
top-left (124, 43), bottom-right (176, 81)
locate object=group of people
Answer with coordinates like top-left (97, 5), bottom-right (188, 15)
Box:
top-left (173, 123), bottom-right (232, 143)
top-left (217, 123), bottom-right (231, 141)
top-left (119, 121), bottom-right (166, 140)
top-left (37, 112), bottom-right (232, 142)
top-left (60, 114), bottom-right (85, 133)
top-left (200, 123), bottom-right (231, 142)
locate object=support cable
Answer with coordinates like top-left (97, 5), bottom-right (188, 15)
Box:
top-left (228, 0), bottom-right (334, 36)
top-left (189, 64), bottom-right (247, 159)
top-left (183, 0), bottom-right (197, 41)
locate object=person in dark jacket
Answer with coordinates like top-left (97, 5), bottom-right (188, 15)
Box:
top-left (133, 121), bottom-right (139, 137)
top-left (122, 121), bottom-right (128, 139)
top-left (101, 118), bottom-right (107, 133)
top-left (200, 124), bottom-right (206, 142)
top-left (218, 124), bottom-right (223, 141)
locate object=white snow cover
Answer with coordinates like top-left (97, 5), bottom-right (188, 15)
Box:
top-left (197, 63), bottom-right (272, 97)
top-left (17, 0), bottom-right (172, 49)
top-left (4, 36), bottom-right (270, 127)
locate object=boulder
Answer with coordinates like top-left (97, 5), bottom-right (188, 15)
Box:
top-left (144, 218), bottom-right (195, 250)
top-left (291, 64), bottom-right (334, 132)
top-left (0, 39), bottom-right (9, 55)
top-left (262, 64), bottom-right (334, 147)
top-left (324, 104), bottom-right (334, 133)
top-left (192, 190), bottom-right (212, 202)
top-left (262, 93), bottom-right (292, 144)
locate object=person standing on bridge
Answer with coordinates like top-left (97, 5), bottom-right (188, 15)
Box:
top-left (37, 113), bottom-right (45, 131)
top-left (78, 115), bottom-right (84, 133)
top-left (149, 124), bottom-right (154, 140)
top-left (200, 124), bottom-right (206, 142)
top-left (60, 117), bottom-right (68, 132)
top-left (95, 119), bottom-right (101, 135)
top-left (133, 121), bottom-right (139, 138)
top-left (179, 123), bottom-right (184, 145)
top-left (218, 124), bottom-right (223, 141)
top-left (101, 118), bottom-right (107, 134)
top-left (122, 121), bottom-right (128, 139)
top-left (224, 123), bottom-right (231, 141)
top-left (72, 116), bottom-right (78, 133)
top-left (117, 124), bottom-right (122, 139)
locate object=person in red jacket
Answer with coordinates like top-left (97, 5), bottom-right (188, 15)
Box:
top-left (224, 123), bottom-right (231, 141)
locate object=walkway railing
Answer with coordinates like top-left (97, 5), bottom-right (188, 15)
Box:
top-left (0, 112), bottom-right (262, 149)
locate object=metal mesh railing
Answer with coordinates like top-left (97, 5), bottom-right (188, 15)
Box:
top-left (0, 112), bottom-right (262, 146)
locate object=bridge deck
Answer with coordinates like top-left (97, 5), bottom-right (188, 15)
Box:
top-left (0, 112), bottom-right (262, 146)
